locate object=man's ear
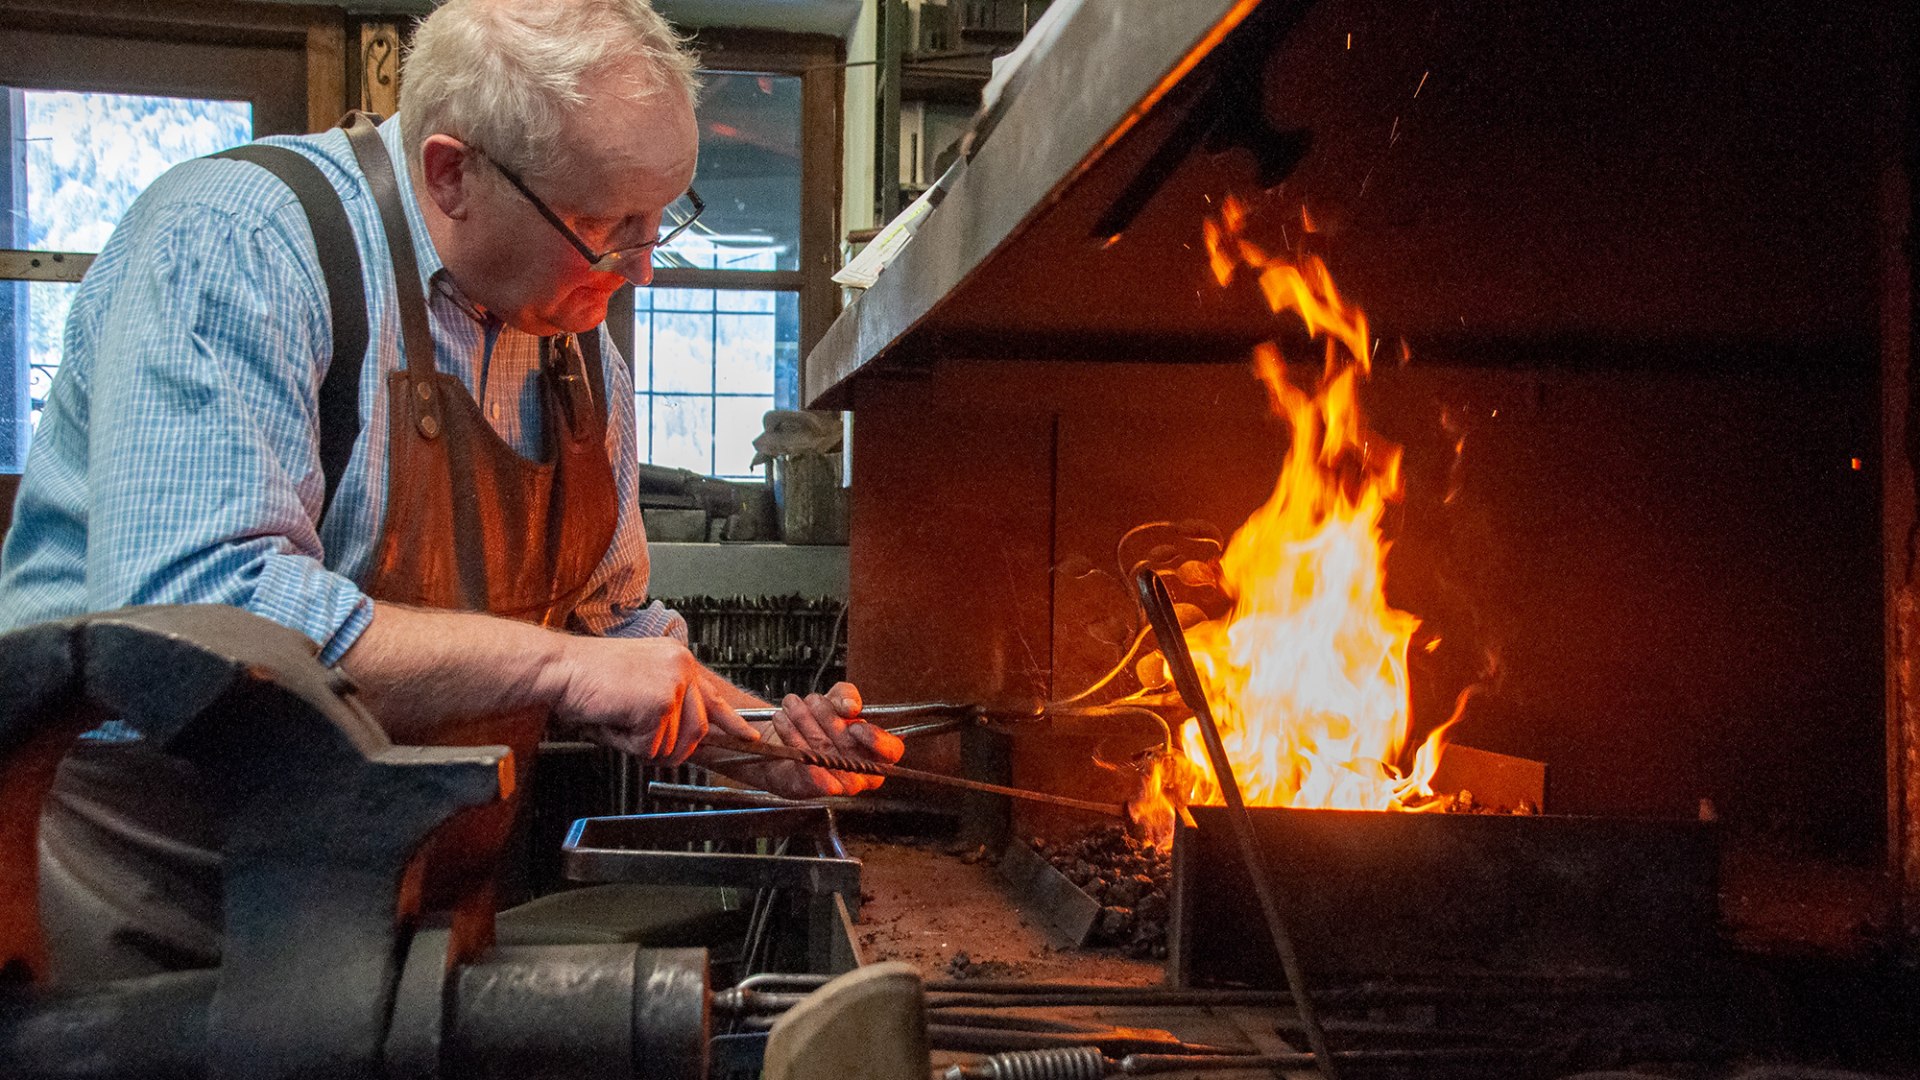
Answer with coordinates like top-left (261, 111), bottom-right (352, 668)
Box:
top-left (419, 134), bottom-right (477, 220)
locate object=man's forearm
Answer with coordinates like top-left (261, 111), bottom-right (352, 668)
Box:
top-left (335, 601), bottom-right (570, 743)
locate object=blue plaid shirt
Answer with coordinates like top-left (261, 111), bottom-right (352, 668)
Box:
top-left (0, 116), bottom-right (684, 662)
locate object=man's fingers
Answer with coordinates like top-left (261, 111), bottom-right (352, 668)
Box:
top-left (848, 722), bottom-right (906, 763)
top-left (707, 699), bottom-right (762, 742)
top-left (806, 693), bottom-right (850, 742)
top-left (649, 684), bottom-right (685, 759)
top-left (768, 701), bottom-right (803, 748)
top-left (782, 693), bottom-right (836, 750)
top-left (668, 686), bottom-right (707, 765)
top-left (827, 680), bottom-right (863, 718)
top-left (809, 765), bottom-right (845, 797)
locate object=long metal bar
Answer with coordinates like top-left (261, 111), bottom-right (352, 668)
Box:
top-left (946, 1045), bottom-right (1547, 1080)
top-left (716, 977), bottom-right (1712, 1019)
top-left (734, 702), bottom-right (993, 726)
top-left (1117, 1046), bottom-right (1548, 1075)
top-left (732, 701), bottom-right (1170, 747)
top-left (729, 971), bottom-right (1699, 1003)
top-left (1133, 567), bottom-right (1340, 1080)
top-left (701, 733), bottom-right (1127, 818)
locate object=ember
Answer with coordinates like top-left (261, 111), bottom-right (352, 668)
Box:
top-left (1033, 825), bottom-right (1172, 959)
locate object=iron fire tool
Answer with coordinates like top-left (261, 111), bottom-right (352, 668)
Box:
top-left (731, 700), bottom-right (1175, 746)
top-left (1132, 567), bottom-right (1342, 1080)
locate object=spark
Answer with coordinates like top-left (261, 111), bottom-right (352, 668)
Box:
top-left (1389, 116), bottom-right (1401, 146)
top-left (1346, 32), bottom-right (1352, 49)
top-left (1414, 70), bottom-right (1430, 98)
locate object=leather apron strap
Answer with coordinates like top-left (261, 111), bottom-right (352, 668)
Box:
top-left (343, 112), bottom-right (440, 391)
top-left (338, 112), bottom-right (621, 953)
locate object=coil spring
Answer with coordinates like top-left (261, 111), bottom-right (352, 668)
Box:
top-left (944, 1046), bottom-right (1109, 1080)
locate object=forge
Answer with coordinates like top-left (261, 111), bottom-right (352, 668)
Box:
top-left (802, 0), bottom-right (1913, 1070)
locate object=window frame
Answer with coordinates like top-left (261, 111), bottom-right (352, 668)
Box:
top-left (612, 28), bottom-right (844, 368)
top-left (614, 27), bottom-right (845, 479)
top-left (0, 3), bottom-right (344, 524)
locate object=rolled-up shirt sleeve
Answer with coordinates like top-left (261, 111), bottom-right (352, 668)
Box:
top-left (565, 328), bottom-right (687, 645)
top-left (64, 166), bottom-right (375, 662)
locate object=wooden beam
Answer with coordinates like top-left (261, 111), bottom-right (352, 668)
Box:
top-left (354, 20), bottom-right (405, 117)
top-left (305, 14), bottom-right (347, 133)
top-left (800, 37), bottom-right (846, 361)
top-left (0, 251), bottom-right (93, 284)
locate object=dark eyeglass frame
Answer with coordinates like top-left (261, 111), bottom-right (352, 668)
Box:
top-left (475, 145), bottom-right (703, 283)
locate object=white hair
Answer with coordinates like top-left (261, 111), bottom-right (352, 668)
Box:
top-left (399, 0), bottom-right (700, 182)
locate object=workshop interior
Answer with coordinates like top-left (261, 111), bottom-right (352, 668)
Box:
top-left (2, 0), bottom-right (1918, 1078)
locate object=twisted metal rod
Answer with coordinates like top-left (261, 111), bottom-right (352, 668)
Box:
top-left (701, 734), bottom-right (1127, 818)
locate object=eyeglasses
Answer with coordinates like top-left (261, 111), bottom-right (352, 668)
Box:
top-left (476, 146), bottom-right (703, 285)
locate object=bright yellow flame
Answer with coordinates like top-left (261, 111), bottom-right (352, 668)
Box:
top-left (1175, 195), bottom-right (1449, 811)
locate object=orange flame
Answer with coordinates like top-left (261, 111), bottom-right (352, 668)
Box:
top-left (1172, 195), bottom-right (1447, 812)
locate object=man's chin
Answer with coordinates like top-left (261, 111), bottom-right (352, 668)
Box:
top-left (551, 289), bottom-right (618, 335)
top-left (506, 291), bottom-right (615, 337)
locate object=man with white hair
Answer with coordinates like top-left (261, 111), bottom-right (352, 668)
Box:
top-left (0, 0), bottom-right (897, 981)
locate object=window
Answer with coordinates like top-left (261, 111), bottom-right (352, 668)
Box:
top-left (625, 34), bottom-right (843, 482)
top-left (661, 72), bottom-right (804, 274)
top-left (637, 285), bottom-right (799, 477)
top-left (2, 5), bottom-right (323, 478)
top-left (3, 90), bottom-right (253, 463)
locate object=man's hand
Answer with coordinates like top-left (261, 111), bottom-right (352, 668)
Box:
top-left (723, 681), bottom-right (906, 798)
top-left (552, 635), bottom-right (761, 763)
top-left (337, 603), bottom-right (763, 762)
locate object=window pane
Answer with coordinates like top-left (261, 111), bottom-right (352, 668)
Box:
top-left (652, 311), bottom-right (714, 393)
top-left (651, 394), bottom-right (712, 473)
top-left (5, 90), bottom-right (252, 466)
top-left (653, 287), bottom-right (715, 312)
top-left (656, 72), bottom-right (801, 273)
top-left (714, 396), bottom-right (774, 478)
top-left (632, 310), bottom-right (652, 393)
top-left (24, 91), bottom-right (253, 251)
top-left (715, 312), bottom-right (776, 394)
top-left (717, 290), bottom-right (776, 314)
top-left (633, 289), bottom-right (796, 479)
top-left (25, 281), bottom-right (76, 430)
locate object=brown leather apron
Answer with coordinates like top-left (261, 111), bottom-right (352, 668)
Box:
top-left (37, 114), bottom-right (619, 981)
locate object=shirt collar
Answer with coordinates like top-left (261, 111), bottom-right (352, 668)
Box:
top-left (379, 114), bottom-right (492, 328)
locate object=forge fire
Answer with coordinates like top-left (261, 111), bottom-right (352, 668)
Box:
top-left (1096, 195), bottom-right (1469, 839)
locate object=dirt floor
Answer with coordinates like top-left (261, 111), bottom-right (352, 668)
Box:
top-left (846, 837), bottom-right (1164, 985)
